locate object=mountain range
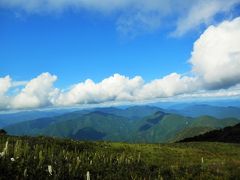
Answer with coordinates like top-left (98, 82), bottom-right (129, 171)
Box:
top-left (0, 109), bottom-right (79, 128)
top-left (3, 105), bottom-right (240, 143)
top-left (169, 104), bottom-right (240, 119)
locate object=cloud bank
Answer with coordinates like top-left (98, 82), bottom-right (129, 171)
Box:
top-left (0, 17), bottom-right (240, 110)
top-left (0, 0), bottom-right (239, 36)
top-left (190, 17), bottom-right (240, 89)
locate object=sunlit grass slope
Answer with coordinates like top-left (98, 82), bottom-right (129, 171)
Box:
top-left (0, 135), bottom-right (240, 179)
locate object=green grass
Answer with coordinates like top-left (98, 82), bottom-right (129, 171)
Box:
top-left (0, 135), bottom-right (240, 179)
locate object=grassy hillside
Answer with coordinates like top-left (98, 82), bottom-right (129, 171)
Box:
top-left (171, 127), bottom-right (215, 142)
top-left (0, 135), bottom-right (240, 179)
top-left (180, 123), bottom-right (240, 143)
top-left (170, 117), bottom-right (240, 142)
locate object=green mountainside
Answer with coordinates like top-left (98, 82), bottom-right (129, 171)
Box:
top-left (4, 106), bottom-right (240, 143)
top-left (180, 122), bottom-right (240, 143)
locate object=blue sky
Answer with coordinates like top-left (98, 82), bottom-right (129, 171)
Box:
top-left (0, 9), bottom-right (196, 87)
top-left (0, 0), bottom-right (240, 110)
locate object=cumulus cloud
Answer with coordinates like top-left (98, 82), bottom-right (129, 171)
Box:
top-left (135, 73), bottom-right (200, 100)
top-left (55, 74), bottom-right (145, 106)
top-left (10, 73), bottom-right (58, 109)
top-left (190, 17), bottom-right (240, 89)
top-left (0, 0), bottom-right (239, 36)
top-left (55, 73), bottom-right (200, 106)
top-left (0, 73), bottom-right (199, 110)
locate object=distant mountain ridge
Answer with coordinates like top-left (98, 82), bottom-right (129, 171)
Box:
top-left (93, 106), bottom-right (163, 120)
top-left (0, 110), bottom-right (70, 128)
top-left (0, 105), bottom-right (161, 128)
top-left (168, 104), bottom-right (240, 119)
top-left (1, 104), bottom-right (240, 128)
top-left (4, 106), bottom-right (240, 143)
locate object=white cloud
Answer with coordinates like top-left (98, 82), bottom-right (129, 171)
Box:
top-left (0, 76), bottom-right (12, 109)
top-left (178, 84), bottom-right (240, 99)
top-left (11, 81), bottom-right (28, 87)
top-left (173, 0), bottom-right (240, 36)
top-left (10, 73), bottom-right (58, 109)
top-left (55, 74), bottom-right (144, 106)
top-left (136, 73), bottom-right (201, 100)
top-left (0, 0), bottom-right (239, 36)
top-left (0, 73), bottom-right (200, 109)
top-left (0, 76), bottom-right (11, 95)
top-left (190, 17), bottom-right (240, 89)
top-left (54, 73), bottom-right (203, 107)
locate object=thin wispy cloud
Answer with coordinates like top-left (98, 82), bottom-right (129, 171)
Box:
top-left (0, 0), bottom-right (239, 36)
